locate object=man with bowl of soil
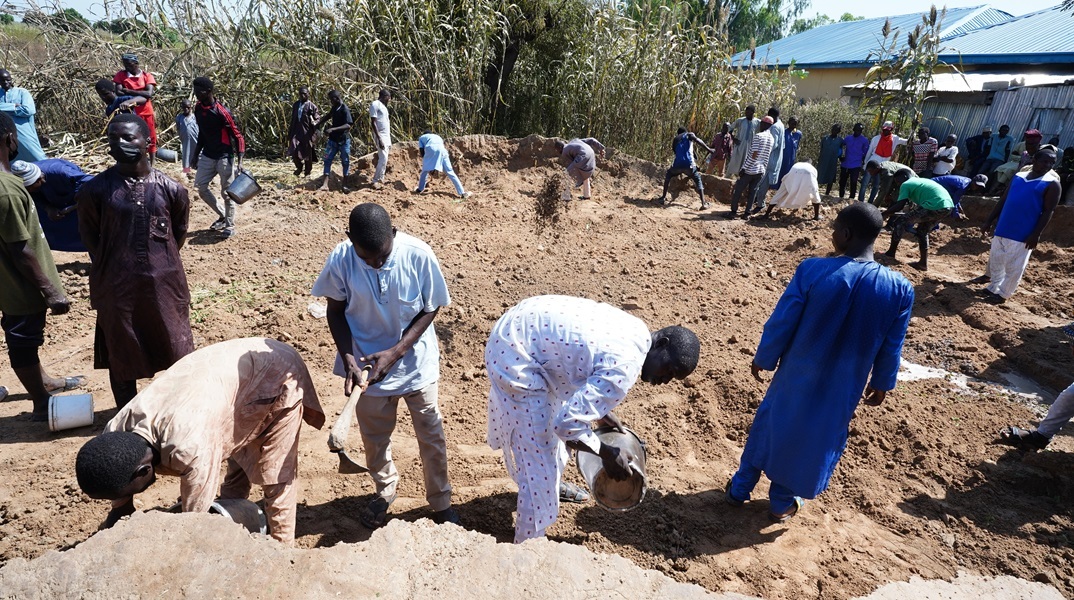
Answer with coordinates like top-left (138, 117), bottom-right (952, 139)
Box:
top-left (485, 295), bottom-right (699, 543)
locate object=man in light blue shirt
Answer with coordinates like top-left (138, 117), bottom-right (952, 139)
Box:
top-left (415, 131), bottom-right (470, 198)
top-left (0, 69), bottom-right (46, 162)
top-left (312, 202), bottom-right (458, 529)
top-left (978, 124), bottom-right (1013, 182)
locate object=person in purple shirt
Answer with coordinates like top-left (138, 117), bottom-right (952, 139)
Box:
top-left (840, 123), bottom-right (869, 199)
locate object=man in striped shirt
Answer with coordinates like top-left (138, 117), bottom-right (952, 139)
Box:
top-left (727, 116), bottom-right (774, 219)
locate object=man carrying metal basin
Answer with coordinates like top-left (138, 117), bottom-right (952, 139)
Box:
top-left (485, 295), bottom-right (699, 543)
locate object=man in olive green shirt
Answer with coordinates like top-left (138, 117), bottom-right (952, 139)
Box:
top-left (882, 177), bottom-right (954, 272)
top-left (0, 112), bottom-right (80, 421)
top-left (865, 160), bottom-right (916, 207)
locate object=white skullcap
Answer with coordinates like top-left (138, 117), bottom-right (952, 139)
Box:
top-left (10, 160), bottom-right (42, 187)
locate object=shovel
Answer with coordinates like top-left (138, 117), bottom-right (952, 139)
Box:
top-left (327, 366), bottom-right (372, 474)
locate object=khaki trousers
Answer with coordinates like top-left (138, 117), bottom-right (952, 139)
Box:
top-left (356, 382), bottom-right (452, 511)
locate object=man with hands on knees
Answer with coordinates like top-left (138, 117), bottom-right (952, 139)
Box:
top-left (728, 203), bottom-right (913, 522)
top-left (312, 202), bottom-right (459, 530)
top-left (485, 295), bottom-right (700, 543)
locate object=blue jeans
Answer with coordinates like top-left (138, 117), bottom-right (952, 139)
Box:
top-left (858, 171), bottom-right (880, 203)
top-left (323, 138), bottom-right (351, 176)
top-left (417, 165), bottom-right (466, 195)
top-left (729, 458), bottom-right (800, 514)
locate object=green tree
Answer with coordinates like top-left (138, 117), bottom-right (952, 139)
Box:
top-left (0, 14), bottom-right (13, 25)
top-left (860, 6), bottom-right (949, 131)
top-left (625, 0), bottom-right (811, 49)
top-left (789, 11), bottom-right (863, 35)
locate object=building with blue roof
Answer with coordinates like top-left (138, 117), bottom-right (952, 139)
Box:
top-left (732, 5), bottom-right (1013, 99)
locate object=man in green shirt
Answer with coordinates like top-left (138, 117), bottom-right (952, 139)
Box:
top-left (881, 177), bottom-right (954, 272)
top-left (0, 112), bottom-right (82, 421)
top-left (865, 160), bottom-right (916, 207)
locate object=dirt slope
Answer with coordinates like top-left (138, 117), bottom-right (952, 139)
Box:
top-left (0, 135), bottom-right (1071, 599)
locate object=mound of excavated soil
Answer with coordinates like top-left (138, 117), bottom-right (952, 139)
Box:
top-left (0, 512), bottom-right (733, 599)
top-left (0, 135), bottom-right (1071, 599)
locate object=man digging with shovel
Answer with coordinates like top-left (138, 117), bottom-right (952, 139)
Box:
top-left (312, 202), bottom-right (460, 529)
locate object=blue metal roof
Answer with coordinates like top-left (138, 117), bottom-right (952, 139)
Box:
top-left (732, 5), bottom-right (1014, 69)
top-left (940, 6), bottom-right (1074, 65)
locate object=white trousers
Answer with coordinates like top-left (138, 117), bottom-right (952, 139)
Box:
top-left (373, 143), bottom-right (390, 183)
top-left (985, 236), bottom-right (1032, 299)
top-left (1039, 381), bottom-right (1074, 438)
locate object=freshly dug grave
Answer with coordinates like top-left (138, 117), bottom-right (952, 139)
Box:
top-left (0, 135), bottom-right (1071, 599)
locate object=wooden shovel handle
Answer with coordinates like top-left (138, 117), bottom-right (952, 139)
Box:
top-left (327, 367), bottom-right (371, 452)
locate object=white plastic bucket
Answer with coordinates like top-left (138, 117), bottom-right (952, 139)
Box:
top-left (48, 393), bottom-right (94, 432)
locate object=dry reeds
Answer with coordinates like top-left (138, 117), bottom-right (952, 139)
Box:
top-left (0, 0), bottom-right (798, 163)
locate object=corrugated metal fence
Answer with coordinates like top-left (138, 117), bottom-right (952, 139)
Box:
top-left (922, 83), bottom-right (1074, 156)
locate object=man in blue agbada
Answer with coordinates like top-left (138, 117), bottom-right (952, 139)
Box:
top-left (727, 202), bottom-right (914, 522)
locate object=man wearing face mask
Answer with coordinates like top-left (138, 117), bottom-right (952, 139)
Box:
top-left (76, 113), bottom-right (194, 408)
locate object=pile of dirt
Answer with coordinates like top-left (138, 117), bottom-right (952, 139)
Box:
top-left (0, 512), bottom-right (729, 599)
top-left (0, 134), bottom-right (1071, 599)
top-left (0, 512), bottom-right (1060, 599)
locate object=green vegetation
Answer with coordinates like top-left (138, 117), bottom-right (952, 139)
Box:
top-left (861, 7), bottom-right (949, 134)
top-left (789, 12), bottom-right (864, 35)
top-left (0, 0), bottom-right (799, 162)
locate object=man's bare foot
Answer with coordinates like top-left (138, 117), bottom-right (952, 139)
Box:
top-left (908, 261), bottom-right (927, 271)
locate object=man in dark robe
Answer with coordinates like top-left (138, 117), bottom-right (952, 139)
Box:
top-left (286, 86), bottom-right (319, 177)
top-left (77, 113), bottom-right (194, 407)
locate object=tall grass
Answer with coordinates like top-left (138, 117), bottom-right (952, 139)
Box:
top-left (0, 0), bottom-right (797, 163)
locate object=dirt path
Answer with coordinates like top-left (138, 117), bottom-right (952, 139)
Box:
top-left (0, 136), bottom-right (1071, 598)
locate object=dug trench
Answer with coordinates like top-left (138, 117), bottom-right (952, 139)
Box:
top-left (0, 135), bottom-right (1071, 599)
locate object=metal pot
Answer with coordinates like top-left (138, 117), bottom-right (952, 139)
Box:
top-left (155, 148), bottom-right (178, 163)
top-left (576, 426), bottom-right (648, 512)
top-left (209, 499), bottom-right (269, 535)
top-left (225, 170), bottom-right (262, 204)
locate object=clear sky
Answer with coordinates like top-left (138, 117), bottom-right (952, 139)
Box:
top-left (33, 0), bottom-right (1063, 23)
top-left (805, 0), bottom-right (1057, 20)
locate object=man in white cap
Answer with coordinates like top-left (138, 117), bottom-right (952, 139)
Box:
top-left (12, 159), bottom-right (93, 252)
top-left (860, 121), bottom-right (907, 203)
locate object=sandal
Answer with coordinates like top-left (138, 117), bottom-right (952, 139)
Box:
top-left (770, 497), bottom-right (804, 523)
top-left (997, 426), bottom-right (1050, 451)
top-left (359, 493), bottom-right (396, 529)
top-left (46, 375), bottom-right (87, 394)
top-left (559, 481), bottom-right (590, 504)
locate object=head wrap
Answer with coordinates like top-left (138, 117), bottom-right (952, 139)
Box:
top-left (1025, 129), bottom-right (1042, 143)
top-left (10, 160), bottom-right (42, 187)
top-left (882, 121), bottom-right (894, 130)
top-left (972, 174), bottom-right (988, 186)
top-left (121, 53), bottom-right (138, 62)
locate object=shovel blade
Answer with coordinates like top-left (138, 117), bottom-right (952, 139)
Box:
top-left (335, 450), bottom-right (369, 474)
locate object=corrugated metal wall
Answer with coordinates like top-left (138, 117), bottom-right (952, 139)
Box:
top-left (921, 83), bottom-right (1074, 157)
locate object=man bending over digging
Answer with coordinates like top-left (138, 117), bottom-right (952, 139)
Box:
top-left (75, 338), bottom-right (324, 544)
top-left (727, 203), bottom-right (913, 521)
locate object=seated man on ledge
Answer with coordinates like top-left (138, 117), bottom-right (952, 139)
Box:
top-left (74, 337), bottom-right (324, 544)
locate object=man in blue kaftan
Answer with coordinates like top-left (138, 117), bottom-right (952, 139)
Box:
top-left (0, 70), bottom-right (46, 162)
top-left (727, 202), bottom-right (914, 521)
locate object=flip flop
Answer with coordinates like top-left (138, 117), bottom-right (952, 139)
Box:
top-left (559, 481), bottom-right (590, 504)
top-left (997, 426), bottom-right (1050, 451)
top-left (0, 386), bottom-right (8, 402)
top-left (770, 497), bottom-right (804, 523)
top-left (47, 376), bottom-right (87, 394)
top-left (359, 493), bottom-right (396, 529)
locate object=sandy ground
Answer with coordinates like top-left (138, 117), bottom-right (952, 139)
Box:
top-left (0, 135), bottom-right (1071, 599)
